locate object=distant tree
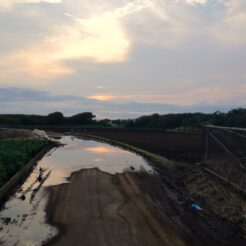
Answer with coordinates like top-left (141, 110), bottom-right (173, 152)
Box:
top-left (47, 112), bottom-right (64, 125)
top-left (98, 119), bottom-right (111, 127)
top-left (71, 112), bottom-right (95, 125)
top-left (212, 111), bottom-right (226, 126)
top-left (226, 108), bottom-right (246, 127)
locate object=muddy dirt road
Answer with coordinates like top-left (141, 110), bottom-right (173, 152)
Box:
top-left (46, 168), bottom-right (188, 246)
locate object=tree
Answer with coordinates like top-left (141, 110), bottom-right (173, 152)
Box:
top-left (71, 112), bottom-right (95, 125)
top-left (47, 112), bottom-right (64, 125)
top-left (20, 116), bottom-right (34, 125)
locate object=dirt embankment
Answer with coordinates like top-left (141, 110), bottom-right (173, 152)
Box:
top-left (133, 166), bottom-right (246, 245)
top-left (183, 167), bottom-right (246, 233)
top-left (45, 168), bottom-right (245, 246)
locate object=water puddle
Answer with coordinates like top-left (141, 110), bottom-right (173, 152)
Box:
top-left (0, 136), bottom-right (153, 245)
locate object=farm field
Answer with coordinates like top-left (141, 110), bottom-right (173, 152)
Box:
top-left (81, 128), bottom-right (202, 162)
top-left (0, 138), bottom-right (49, 188)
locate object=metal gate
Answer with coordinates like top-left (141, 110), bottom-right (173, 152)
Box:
top-left (202, 125), bottom-right (246, 194)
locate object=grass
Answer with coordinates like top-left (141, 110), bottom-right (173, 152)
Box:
top-left (0, 138), bottom-right (49, 188)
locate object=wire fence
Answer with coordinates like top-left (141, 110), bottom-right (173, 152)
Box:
top-left (202, 125), bottom-right (246, 194)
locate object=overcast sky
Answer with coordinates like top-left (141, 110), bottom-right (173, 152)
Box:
top-left (0, 0), bottom-right (245, 118)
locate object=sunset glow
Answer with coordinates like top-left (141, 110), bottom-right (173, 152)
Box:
top-left (87, 95), bottom-right (116, 101)
top-left (85, 146), bottom-right (126, 155)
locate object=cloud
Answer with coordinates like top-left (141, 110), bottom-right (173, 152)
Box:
top-left (0, 87), bottom-right (238, 118)
top-left (47, 0), bottom-right (151, 63)
top-left (176, 0), bottom-right (208, 5)
top-left (96, 85), bottom-right (104, 89)
top-left (209, 0), bottom-right (246, 45)
top-left (0, 0), bottom-right (62, 9)
top-left (128, 0), bottom-right (246, 48)
top-left (0, 0), bottom-right (245, 110)
top-left (0, 0), bottom-right (151, 82)
top-left (0, 51), bottom-right (74, 84)
top-left (0, 86), bottom-right (83, 102)
top-left (52, 14), bottom-right (130, 63)
top-left (86, 83), bottom-right (246, 105)
top-left (121, 0), bottom-right (206, 49)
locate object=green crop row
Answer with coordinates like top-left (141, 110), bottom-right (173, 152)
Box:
top-left (0, 138), bottom-right (49, 188)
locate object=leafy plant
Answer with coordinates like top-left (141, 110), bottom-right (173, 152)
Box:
top-left (0, 139), bottom-right (49, 188)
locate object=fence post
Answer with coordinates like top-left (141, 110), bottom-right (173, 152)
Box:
top-left (201, 125), bottom-right (209, 166)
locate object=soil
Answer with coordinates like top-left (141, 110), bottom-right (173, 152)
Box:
top-left (81, 129), bottom-right (202, 162)
top-left (45, 168), bottom-right (246, 246)
top-left (45, 168), bottom-right (189, 246)
top-left (183, 167), bottom-right (246, 233)
top-left (133, 165), bottom-right (246, 245)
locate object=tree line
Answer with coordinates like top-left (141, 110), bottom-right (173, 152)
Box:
top-left (0, 108), bottom-right (245, 130)
top-left (101, 108), bottom-right (246, 130)
top-left (125, 108), bottom-right (246, 130)
top-left (0, 112), bottom-right (96, 126)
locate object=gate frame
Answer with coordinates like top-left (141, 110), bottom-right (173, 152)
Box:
top-left (202, 124), bottom-right (246, 195)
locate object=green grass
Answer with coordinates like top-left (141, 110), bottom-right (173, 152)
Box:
top-left (0, 138), bottom-right (49, 188)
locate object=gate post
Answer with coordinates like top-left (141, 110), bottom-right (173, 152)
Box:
top-left (201, 125), bottom-right (209, 166)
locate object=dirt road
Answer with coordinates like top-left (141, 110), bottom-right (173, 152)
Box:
top-left (45, 168), bottom-right (189, 246)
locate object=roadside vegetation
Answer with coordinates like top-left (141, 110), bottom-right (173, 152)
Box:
top-left (0, 108), bottom-right (245, 131)
top-left (0, 139), bottom-right (49, 188)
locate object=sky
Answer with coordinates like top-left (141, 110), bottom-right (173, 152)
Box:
top-left (0, 0), bottom-right (245, 119)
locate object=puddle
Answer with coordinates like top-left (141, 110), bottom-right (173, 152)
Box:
top-left (0, 136), bottom-right (153, 245)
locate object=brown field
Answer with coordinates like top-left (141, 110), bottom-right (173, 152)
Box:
top-left (82, 129), bottom-right (202, 162)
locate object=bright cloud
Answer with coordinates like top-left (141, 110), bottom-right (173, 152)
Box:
top-left (0, 51), bottom-right (74, 85)
top-left (176, 0), bottom-right (208, 5)
top-left (0, 0), bottom-right (151, 81)
top-left (0, 0), bottom-right (61, 8)
top-left (47, 0), bottom-right (150, 62)
top-left (52, 15), bottom-right (130, 63)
